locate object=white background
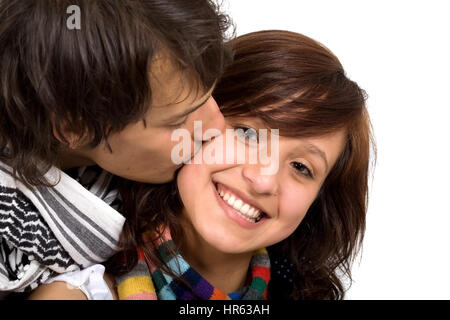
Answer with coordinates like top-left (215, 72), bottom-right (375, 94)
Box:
top-left (225, 0), bottom-right (450, 299)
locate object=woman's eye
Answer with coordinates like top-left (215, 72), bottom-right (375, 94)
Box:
top-left (234, 126), bottom-right (259, 143)
top-left (291, 161), bottom-right (314, 178)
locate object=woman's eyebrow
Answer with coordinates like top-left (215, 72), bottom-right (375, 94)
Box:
top-left (302, 143), bottom-right (329, 173)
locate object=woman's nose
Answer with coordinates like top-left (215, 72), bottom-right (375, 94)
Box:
top-left (241, 164), bottom-right (279, 196)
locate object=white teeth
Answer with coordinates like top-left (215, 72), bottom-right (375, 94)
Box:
top-left (227, 195), bottom-right (236, 206)
top-left (233, 199), bottom-right (243, 210)
top-left (240, 204), bottom-right (250, 214)
top-left (217, 186), bottom-right (263, 223)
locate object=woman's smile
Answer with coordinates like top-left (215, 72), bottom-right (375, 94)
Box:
top-left (212, 181), bottom-right (270, 228)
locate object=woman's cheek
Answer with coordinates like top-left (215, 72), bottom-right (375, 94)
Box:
top-left (279, 191), bottom-right (313, 226)
top-left (177, 166), bottom-right (198, 208)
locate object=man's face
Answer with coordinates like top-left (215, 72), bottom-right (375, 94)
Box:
top-left (78, 56), bottom-right (225, 183)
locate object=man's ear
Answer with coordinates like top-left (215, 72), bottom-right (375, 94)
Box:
top-left (50, 114), bottom-right (86, 149)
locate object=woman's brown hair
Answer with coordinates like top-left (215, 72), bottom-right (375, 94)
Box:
top-left (0, 0), bottom-right (233, 187)
top-left (109, 30), bottom-right (375, 300)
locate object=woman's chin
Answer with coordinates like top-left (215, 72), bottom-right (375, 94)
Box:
top-left (197, 225), bottom-right (258, 254)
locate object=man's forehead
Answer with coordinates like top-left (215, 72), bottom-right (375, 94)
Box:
top-left (149, 54), bottom-right (205, 109)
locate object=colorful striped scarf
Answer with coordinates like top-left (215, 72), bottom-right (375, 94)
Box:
top-left (116, 228), bottom-right (271, 300)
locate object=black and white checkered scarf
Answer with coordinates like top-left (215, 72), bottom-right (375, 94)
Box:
top-left (0, 162), bottom-right (124, 293)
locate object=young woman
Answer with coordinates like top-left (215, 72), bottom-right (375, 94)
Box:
top-left (29, 30), bottom-right (374, 300)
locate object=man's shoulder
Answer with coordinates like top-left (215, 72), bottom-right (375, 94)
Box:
top-left (0, 182), bottom-right (37, 216)
top-left (0, 161), bottom-right (19, 189)
top-left (0, 162), bottom-right (38, 212)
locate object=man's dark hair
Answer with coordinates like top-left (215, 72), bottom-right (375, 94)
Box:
top-left (0, 0), bottom-right (233, 186)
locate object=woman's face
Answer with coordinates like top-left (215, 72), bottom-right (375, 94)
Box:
top-left (177, 117), bottom-right (346, 254)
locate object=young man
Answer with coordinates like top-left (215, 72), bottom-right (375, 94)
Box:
top-left (0, 0), bottom-right (233, 295)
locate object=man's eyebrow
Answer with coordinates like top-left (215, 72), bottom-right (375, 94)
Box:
top-left (303, 143), bottom-right (329, 173)
top-left (165, 95), bottom-right (211, 123)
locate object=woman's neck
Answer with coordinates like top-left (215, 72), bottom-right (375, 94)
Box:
top-left (176, 218), bottom-right (254, 295)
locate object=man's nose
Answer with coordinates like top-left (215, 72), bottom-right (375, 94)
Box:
top-left (198, 96), bottom-right (225, 141)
